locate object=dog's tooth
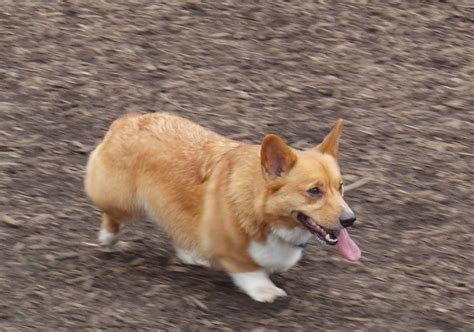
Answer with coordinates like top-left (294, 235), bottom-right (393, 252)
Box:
top-left (325, 233), bottom-right (337, 244)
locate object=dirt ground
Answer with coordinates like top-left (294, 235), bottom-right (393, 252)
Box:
top-left (1, 1), bottom-right (473, 331)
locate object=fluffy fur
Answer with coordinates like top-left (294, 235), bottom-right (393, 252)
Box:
top-left (85, 112), bottom-right (351, 302)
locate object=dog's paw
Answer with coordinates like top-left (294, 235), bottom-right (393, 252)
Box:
top-left (98, 229), bottom-right (118, 246)
top-left (231, 271), bottom-right (287, 303)
top-left (249, 285), bottom-right (287, 303)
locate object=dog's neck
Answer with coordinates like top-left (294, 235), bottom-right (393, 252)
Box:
top-left (219, 144), bottom-right (270, 240)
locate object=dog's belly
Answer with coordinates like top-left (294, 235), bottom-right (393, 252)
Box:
top-left (249, 232), bottom-right (307, 273)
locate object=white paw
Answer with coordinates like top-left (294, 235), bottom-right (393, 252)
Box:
top-left (98, 229), bottom-right (118, 246)
top-left (230, 271), bottom-right (287, 303)
top-left (249, 285), bottom-right (287, 303)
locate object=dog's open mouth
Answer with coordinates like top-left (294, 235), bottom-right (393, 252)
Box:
top-left (297, 212), bottom-right (338, 245)
top-left (296, 212), bottom-right (361, 261)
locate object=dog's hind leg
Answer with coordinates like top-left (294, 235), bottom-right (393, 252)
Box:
top-left (98, 213), bottom-right (122, 246)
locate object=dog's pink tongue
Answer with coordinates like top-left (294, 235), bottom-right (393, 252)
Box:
top-left (337, 229), bottom-right (361, 262)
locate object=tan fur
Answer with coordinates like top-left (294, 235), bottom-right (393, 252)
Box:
top-left (85, 113), bottom-right (346, 274)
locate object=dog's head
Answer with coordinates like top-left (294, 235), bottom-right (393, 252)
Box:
top-left (261, 119), bottom-right (361, 261)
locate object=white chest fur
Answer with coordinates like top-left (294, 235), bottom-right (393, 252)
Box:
top-left (249, 227), bottom-right (312, 273)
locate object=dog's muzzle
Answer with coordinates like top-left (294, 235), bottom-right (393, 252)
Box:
top-left (297, 212), bottom-right (338, 245)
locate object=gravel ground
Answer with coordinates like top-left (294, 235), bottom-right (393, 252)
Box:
top-left (1, 1), bottom-right (473, 330)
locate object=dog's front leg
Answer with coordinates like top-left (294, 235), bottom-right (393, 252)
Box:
top-left (230, 270), bottom-right (287, 303)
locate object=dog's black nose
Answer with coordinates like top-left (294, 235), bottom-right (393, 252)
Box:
top-left (340, 210), bottom-right (356, 228)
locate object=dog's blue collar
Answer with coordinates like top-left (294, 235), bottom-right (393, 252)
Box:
top-left (296, 242), bottom-right (308, 250)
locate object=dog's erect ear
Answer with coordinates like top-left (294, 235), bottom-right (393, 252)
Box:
top-left (261, 134), bottom-right (297, 178)
top-left (314, 119), bottom-right (344, 158)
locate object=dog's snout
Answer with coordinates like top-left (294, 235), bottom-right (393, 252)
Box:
top-left (339, 208), bottom-right (356, 228)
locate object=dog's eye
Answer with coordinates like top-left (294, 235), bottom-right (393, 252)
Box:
top-left (308, 187), bottom-right (321, 196)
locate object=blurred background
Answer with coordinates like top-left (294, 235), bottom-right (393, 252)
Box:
top-left (0, 1), bottom-right (472, 330)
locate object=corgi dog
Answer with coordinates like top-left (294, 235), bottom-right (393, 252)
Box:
top-left (85, 113), bottom-right (361, 302)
